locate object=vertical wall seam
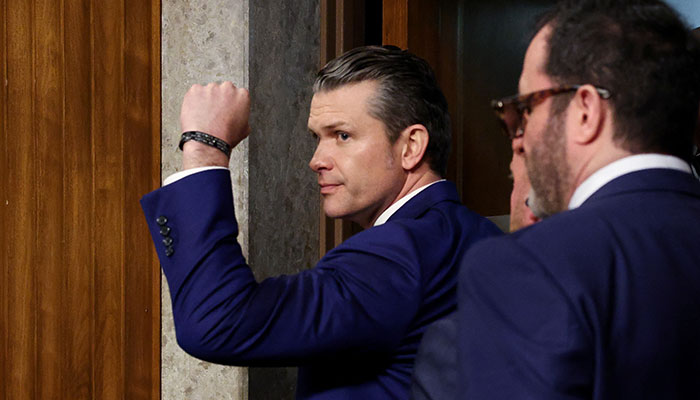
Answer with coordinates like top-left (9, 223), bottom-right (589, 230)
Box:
top-left (60, 0), bottom-right (68, 396)
top-left (1, 0), bottom-right (7, 397)
top-left (154, 1), bottom-right (163, 397)
top-left (89, 0), bottom-right (97, 396)
top-left (120, 0), bottom-right (127, 397)
top-left (31, 0), bottom-right (39, 397)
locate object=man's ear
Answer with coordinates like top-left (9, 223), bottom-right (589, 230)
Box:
top-left (571, 85), bottom-right (607, 145)
top-left (399, 124), bottom-right (430, 171)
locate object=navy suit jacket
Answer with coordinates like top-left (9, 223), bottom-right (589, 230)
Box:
top-left (458, 168), bottom-right (700, 399)
top-left (410, 314), bottom-right (457, 400)
top-left (141, 169), bottom-right (501, 399)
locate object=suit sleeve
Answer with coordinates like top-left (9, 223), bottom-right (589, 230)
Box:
top-left (457, 236), bottom-right (593, 400)
top-left (141, 169), bottom-right (422, 366)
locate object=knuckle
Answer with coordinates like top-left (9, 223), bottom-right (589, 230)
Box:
top-left (239, 88), bottom-right (250, 102)
top-left (188, 84), bottom-right (201, 93)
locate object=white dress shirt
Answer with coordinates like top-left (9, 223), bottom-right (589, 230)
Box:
top-left (373, 179), bottom-right (445, 226)
top-left (568, 153), bottom-right (692, 210)
top-left (163, 166), bottom-right (227, 186)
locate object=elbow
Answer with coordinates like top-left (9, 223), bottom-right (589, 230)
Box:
top-left (173, 318), bottom-right (242, 364)
top-left (174, 323), bottom-right (218, 362)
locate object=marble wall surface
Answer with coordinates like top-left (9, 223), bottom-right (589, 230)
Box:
top-left (161, 0), bottom-right (320, 399)
top-left (161, 0), bottom-right (249, 399)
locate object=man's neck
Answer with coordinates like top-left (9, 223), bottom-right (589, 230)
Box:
top-left (567, 142), bottom-right (632, 204)
top-left (396, 170), bottom-right (442, 201)
top-left (371, 171), bottom-right (444, 227)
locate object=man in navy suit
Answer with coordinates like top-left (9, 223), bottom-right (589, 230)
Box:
top-left (458, 0), bottom-right (700, 398)
top-left (141, 46), bottom-right (501, 399)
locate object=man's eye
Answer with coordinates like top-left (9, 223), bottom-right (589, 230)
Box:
top-left (338, 132), bottom-right (350, 141)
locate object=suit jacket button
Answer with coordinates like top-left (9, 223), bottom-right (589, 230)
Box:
top-left (159, 226), bottom-right (171, 236)
top-left (156, 216), bottom-right (168, 226)
top-left (162, 237), bottom-right (173, 246)
top-left (165, 246), bottom-right (174, 257)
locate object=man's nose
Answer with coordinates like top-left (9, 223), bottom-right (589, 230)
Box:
top-left (309, 142), bottom-right (332, 172)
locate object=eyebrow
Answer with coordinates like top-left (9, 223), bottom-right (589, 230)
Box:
top-left (308, 121), bottom-right (354, 134)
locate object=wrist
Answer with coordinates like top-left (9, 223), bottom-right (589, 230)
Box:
top-left (182, 141), bottom-right (230, 169)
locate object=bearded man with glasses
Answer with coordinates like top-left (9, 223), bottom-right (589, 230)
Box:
top-left (457, 0), bottom-right (700, 399)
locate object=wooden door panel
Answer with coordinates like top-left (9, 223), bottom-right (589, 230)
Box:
top-left (123, 0), bottom-right (162, 398)
top-left (5, 1), bottom-right (36, 398)
top-left (63, 1), bottom-right (96, 398)
top-left (1, 1), bottom-right (161, 399)
top-left (35, 0), bottom-right (66, 397)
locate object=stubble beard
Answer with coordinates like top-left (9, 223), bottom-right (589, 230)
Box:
top-left (525, 110), bottom-right (572, 219)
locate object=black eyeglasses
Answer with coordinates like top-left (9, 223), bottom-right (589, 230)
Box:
top-left (491, 85), bottom-right (611, 139)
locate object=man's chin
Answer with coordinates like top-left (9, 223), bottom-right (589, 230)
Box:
top-left (527, 188), bottom-right (556, 219)
top-left (323, 205), bottom-right (366, 226)
top-left (322, 203), bottom-right (348, 220)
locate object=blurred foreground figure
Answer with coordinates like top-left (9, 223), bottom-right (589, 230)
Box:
top-left (508, 137), bottom-right (540, 231)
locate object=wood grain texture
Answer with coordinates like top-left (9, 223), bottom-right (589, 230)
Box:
top-left (35, 0), bottom-right (66, 396)
top-left (1, 0), bottom-right (160, 398)
top-left (123, 0), bottom-right (160, 397)
top-left (5, 1), bottom-right (37, 398)
top-left (1, 0), bottom-right (8, 397)
top-left (320, 0), bottom-right (336, 71)
top-left (149, 3), bottom-right (162, 399)
top-left (92, 0), bottom-right (127, 397)
top-left (382, 0), bottom-right (407, 48)
top-left (63, 1), bottom-right (95, 397)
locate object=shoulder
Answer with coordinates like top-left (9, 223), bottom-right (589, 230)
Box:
top-left (460, 208), bottom-right (616, 300)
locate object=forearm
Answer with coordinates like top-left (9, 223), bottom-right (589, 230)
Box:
top-left (181, 140), bottom-right (229, 169)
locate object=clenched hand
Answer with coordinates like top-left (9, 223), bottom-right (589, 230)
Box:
top-left (180, 82), bottom-right (251, 169)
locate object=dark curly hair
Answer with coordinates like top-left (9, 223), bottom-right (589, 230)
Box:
top-left (536, 0), bottom-right (700, 161)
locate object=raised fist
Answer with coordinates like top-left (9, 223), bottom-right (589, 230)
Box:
top-left (180, 81), bottom-right (251, 149)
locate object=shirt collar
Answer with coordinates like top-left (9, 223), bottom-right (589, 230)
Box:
top-left (373, 179), bottom-right (446, 226)
top-left (568, 153), bottom-right (691, 210)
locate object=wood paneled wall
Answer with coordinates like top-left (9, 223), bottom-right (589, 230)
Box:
top-left (1, 0), bottom-right (161, 399)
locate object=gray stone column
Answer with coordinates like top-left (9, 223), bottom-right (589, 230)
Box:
top-left (161, 1), bottom-right (249, 399)
top-left (247, 2), bottom-right (321, 398)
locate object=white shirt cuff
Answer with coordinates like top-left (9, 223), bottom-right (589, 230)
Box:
top-left (163, 166), bottom-right (229, 186)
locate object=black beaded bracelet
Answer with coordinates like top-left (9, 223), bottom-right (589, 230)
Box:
top-left (179, 131), bottom-right (232, 158)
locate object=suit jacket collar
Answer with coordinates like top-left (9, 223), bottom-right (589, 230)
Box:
top-left (387, 180), bottom-right (461, 222)
top-left (583, 168), bottom-right (700, 207)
